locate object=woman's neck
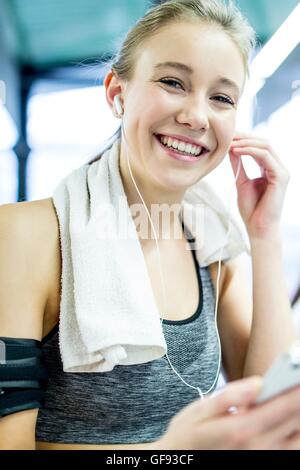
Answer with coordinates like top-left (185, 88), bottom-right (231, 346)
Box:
top-left (119, 143), bottom-right (186, 242)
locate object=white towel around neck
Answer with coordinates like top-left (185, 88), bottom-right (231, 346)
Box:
top-left (52, 138), bottom-right (249, 373)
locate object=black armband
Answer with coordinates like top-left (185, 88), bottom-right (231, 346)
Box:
top-left (0, 337), bottom-right (48, 418)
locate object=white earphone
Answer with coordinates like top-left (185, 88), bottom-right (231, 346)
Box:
top-left (114, 95), bottom-right (123, 117)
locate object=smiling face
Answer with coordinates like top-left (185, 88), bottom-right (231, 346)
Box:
top-left (114, 20), bottom-right (246, 200)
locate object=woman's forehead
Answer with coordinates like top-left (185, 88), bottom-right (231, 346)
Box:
top-left (134, 21), bottom-right (245, 88)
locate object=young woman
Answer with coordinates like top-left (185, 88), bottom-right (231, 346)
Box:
top-left (1, 0), bottom-right (299, 450)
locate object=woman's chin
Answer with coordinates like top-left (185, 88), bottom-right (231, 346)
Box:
top-left (152, 173), bottom-right (198, 195)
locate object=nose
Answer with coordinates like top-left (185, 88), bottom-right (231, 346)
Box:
top-left (175, 98), bottom-right (209, 131)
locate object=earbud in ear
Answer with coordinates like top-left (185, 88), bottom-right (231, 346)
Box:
top-left (114, 95), bottom-right (123, 117)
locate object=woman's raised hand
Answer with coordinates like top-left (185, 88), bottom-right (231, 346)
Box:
top-left (229, 133), bottom-right (290, 239)
top-left (154, 376), bottom-right (300, 450)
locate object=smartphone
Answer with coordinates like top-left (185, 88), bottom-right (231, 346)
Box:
top-left (255, 341), bottom-right (300, 404)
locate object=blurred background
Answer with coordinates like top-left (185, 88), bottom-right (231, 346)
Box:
top-left (0, 0), bottom-right (300, 332)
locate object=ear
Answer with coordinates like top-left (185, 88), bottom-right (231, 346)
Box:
top-left (104, 70), bottom-right (125, 115)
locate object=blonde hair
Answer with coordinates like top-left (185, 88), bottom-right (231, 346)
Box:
top-left (113, 0), bottom-right (255, 78)
top-left (89, 0), bottom-right (256, 164)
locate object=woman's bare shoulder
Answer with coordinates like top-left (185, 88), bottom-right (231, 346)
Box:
top-left (0, 198), bottom-right (61, 339)
top-left (0, 197), bottom-right (58, 237)
top-left (0, 197), bottom-right (60, 269)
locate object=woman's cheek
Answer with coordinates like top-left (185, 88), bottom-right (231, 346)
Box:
top-left (218, 116), bottom-right (236, 152)
top-left (149, 94), bottom-right (176, 115)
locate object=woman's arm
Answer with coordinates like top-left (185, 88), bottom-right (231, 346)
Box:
top-left (0, 200), bottom-right (54, 449)
top-left (243, 232), bottom-right (296, 375)
top-left (217, 132), bottom-right (297, 379)
top-left (216, 244), bottom-right (296, 381)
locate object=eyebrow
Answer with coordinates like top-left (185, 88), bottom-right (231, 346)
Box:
top-left (154, 61), bottom-right (193, 74)
top-left (216, 77), bottom-right (241, 96)
top-left (154, 61), bottom-right (241, 95)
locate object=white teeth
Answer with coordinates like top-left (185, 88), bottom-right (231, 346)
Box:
top-left (159, 135), bottom-right (203, 156)
top-left (185, 143), bottom-right (192, 153)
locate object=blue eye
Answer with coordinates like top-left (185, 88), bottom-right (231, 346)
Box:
top-left (213, 95), bottom-right (235, 106)
top-left (159, 78), bottom-right (184, 90)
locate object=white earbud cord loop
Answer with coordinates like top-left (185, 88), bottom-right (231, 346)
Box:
top-left (120, 120), bottom-right (241, 400)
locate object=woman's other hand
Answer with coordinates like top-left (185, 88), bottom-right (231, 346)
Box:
top-left (154, 376), bottom-right (300, 450)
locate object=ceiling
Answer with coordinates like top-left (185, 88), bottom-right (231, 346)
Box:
top-left (0, 0), bottom-right (299, 70)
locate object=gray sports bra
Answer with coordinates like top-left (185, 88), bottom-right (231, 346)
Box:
top-left (36, 247), bottom-right (220, 445)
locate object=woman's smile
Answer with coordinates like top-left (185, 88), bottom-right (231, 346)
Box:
top-left (154, 133), bottom-right (210, 164)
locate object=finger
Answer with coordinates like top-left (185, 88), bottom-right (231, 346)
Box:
top-left (231, 139), bottom-right (270, 151)
top-left (255, 417), bottom-right (300, 450)
top-left (198, 376), bottom-right (263, 421)
top-left (246, 385), bottom-right (300, 437)
top-left (231, 147), bottom-right (282, 181)
top-left (167, 376), bottom-right (261, 427)
top-left (230, 139), bottom-right (283, 165)
top-left (229, 150), bottom-right (248, 185)
top-left (232, 132), bottom-right (265, 142)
